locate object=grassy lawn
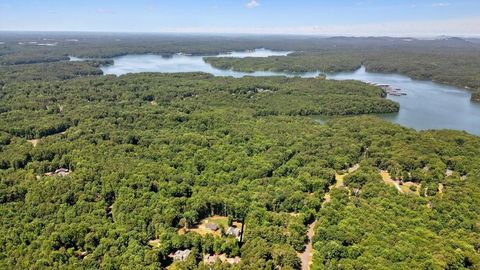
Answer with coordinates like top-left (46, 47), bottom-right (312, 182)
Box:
top-left (179, 216), bottom-right (240, 237)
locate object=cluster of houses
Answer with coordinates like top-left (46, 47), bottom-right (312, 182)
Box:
top-left (168, 221), bottom-right (243, 265)
top-left (203, 222), bottom-right (242, 240)
top-left (170, 249), bottom-right (241, 265)
top-left (44, 168), bottom-right (71, 177)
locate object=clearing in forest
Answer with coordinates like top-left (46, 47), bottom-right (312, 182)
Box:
top-left (400, 181), bottom-right (421, 195)
top-left (148, 239), bottom-right (161, 248)
top-left (179, 216), bottom-right (242, 237)
top-left (380, 170), bottom-right (404, 193)
top-left (438, 183), bottom-right (444, 195)
top-left (27, 139), bottom-right (40, 147)
top-left (324, 164), bottom-right (359, 203)
top-left (26, 130), bottom-right (68, 147)
top-left (380, 170), bottom-right (421, 195)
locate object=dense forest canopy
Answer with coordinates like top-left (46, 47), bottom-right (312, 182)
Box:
top-left (0, 60), bottom-right (110, 83)
top-left (0, 33), bottom-right (479, 269)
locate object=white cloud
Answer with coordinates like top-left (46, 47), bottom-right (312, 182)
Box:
top-left (246, 0), bottom-right (260, 9)
top-left (432, 3), bottom-right (450, 7)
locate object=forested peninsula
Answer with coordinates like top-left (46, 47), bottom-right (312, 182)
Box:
top-left (205, 48), bottom-right (480, 98)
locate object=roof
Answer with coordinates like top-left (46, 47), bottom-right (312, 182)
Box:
top-left (205, 254), bottom-right (219, 264)
top-left (204, 254), bottom-right (241, 265)
top-left (54, 168), bottom-right (71, 176)
top-left (173, 249), bottom-right (191, 261)
top-left (205, 223), bottom-right (219, 231)
top-left (226, 256), bottom-right (241, 264)
top-left (226, 227), bottom-right (240, 237)
top-left (45, 168), bottom-right (71, 177)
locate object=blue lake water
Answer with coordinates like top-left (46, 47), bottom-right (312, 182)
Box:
top-left (326, 67), bottom-right (480, 135)
top-left (98, 49), bottom-right (480, 135)
top-left (101, 49), bottom-right (320, 78)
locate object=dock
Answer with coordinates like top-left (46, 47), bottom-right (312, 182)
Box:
top-left (364, 81), bottom-right (407, 96)
top-left (376, 84), bottom-right (406, 96)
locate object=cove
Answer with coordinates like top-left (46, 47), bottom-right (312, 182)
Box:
top-left (326, 67), bottom-right (480, 135)
top-left (99, 49), bottom-right (480, 135)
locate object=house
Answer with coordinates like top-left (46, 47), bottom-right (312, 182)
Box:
top-left (226, 227), bottom-right (241, 240)
top-left (204, 254), bottom-right (241, 265)
top-left (172, 249), bottom-right (191, 261)
top-left (256, 88), bottom-right (273, 93)
top-left (44, 168), bottom-right (71, 177)
top-left (205, 223), bottom-right (219, 231)
top-left (204, 254), bottom-right (219, 265)
top-left (226, 256), bottom-right (241, 264)
top-left (55, 168), bottom-right (70, 176)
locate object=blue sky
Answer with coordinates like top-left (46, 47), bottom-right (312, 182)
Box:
top-left (1, 0), bottom-right (479, 36)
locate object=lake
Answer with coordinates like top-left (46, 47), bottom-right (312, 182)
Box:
top-left (98, 49), bottom-right (480, 135)
top-left (326, 67), bottom-right (480, 135)
top-left (101, 48), bottom-right (321, 78)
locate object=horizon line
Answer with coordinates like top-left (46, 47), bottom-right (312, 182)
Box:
top-left (1, 30), bottom-right (480, 39)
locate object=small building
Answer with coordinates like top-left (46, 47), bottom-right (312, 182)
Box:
top-left (226, 227), bottom-right (241, 240)
top-left (226, 256), bottom-right (241, 264)
top-left (172, 249), bottom-right (191, 261)
top-left (256, 88), bottom-right (273, 93)
top-left (44, 168), bottom-right (71, 177)
top-left (204, 254), bottom-right (241, 265)
top-left (204, 254), bottom-right (219, 265)
top-left (55, 168), bottom-right (70, 176)
top-left (205, 223), bottom-right (219, 231)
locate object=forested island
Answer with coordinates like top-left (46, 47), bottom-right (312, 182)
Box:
top-left (0, 33), bottom-right (479, 269)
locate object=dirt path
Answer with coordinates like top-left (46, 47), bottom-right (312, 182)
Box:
top-left (26, 130), bottom-right (68, 147)
top-left (392, 181), bottom-right (403, 193)
top-left (301, 164), bottom-right (359, 269)
top-left (323, 164), bottom-right (358, 204)
top-left (27, 139), bottom-right (40, 147)
top-left (298, 221), bottom-right (316, 270)
top-left (380, 170), bottom-right (404, 193)
top-left (348, 164), bottom-right (360, 173)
